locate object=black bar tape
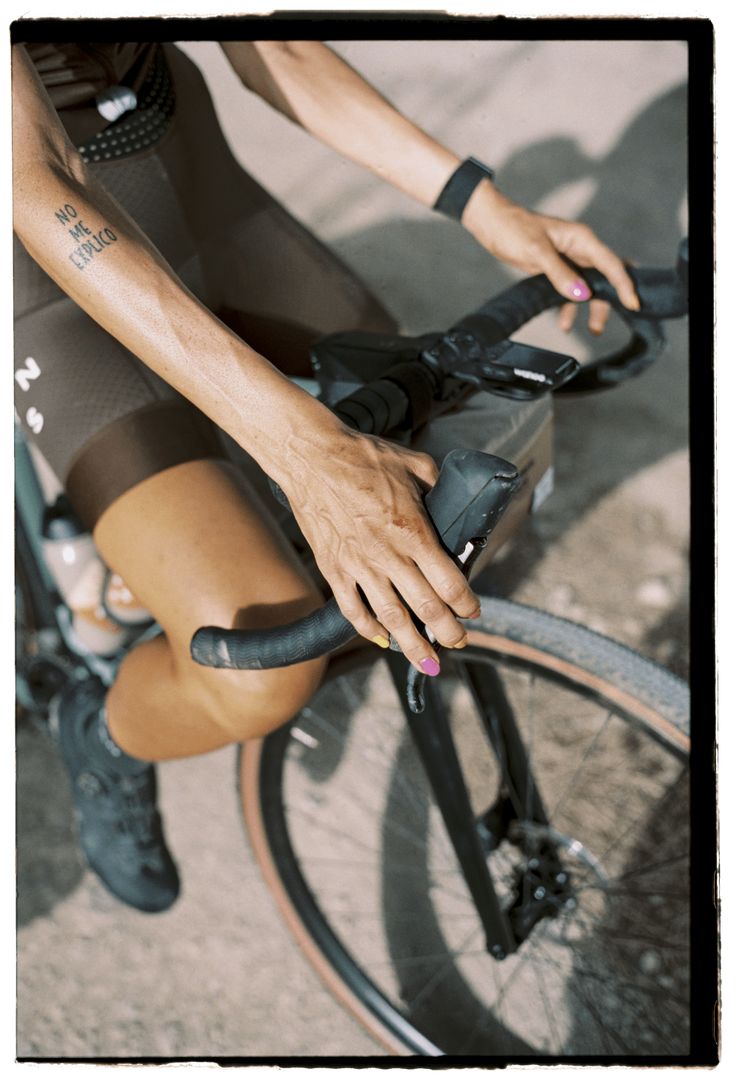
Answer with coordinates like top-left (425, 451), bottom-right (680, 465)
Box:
top-left (191, 598), bottom-right (355, 670)
top-left (468, 275), bottom-right (561, 339)
top-left (382, 360), bottom-right (435, 431)
top-left (334, 378), bottom-right (410, 435)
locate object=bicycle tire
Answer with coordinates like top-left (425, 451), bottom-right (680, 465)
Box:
top-left (239, 596), bottom-right (690, 1057)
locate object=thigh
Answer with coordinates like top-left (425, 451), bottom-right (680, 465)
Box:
top-left (92, 457), bottom-right (322, 660)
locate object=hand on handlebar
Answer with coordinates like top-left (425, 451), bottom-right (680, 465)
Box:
top-left (462, 185), bottom-right (640, 334)
top-left (278, 426), bottom-right (480, 673)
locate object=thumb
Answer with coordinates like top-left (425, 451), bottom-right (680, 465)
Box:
top-left (537, 243), bottom-right (592, 304)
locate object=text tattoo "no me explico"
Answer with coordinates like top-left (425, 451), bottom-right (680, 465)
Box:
top-left (56, 203), bottom-right (117, 270)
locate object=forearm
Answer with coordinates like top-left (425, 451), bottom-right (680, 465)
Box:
top-left (222, 40), bottom-right (464, 207)
top-left (13, 133), bottom-right (341, 486)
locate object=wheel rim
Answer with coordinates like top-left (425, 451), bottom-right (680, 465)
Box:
top-left (243, 640), bottom-right (690, 1057)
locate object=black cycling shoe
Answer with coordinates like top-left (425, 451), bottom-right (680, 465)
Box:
top-left (50, 676), bottom-right (180, 914)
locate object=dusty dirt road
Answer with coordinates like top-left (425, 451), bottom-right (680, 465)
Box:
top-left (15, 33), bottom-right (691, 1061)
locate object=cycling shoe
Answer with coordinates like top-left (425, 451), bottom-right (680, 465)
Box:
top-left (49, 676), bottom-right (180, 913)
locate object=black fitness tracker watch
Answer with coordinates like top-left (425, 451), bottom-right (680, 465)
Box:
top-left (433, 157), bottom-right (496, 221)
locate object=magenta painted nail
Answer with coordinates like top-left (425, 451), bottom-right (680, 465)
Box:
top-left (420, 657), bottom-right (441, 677)
top-left (568, 279), bottom-right (592, 301)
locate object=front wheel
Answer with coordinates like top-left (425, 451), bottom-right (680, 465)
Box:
top-left (240, 597), bottom-right (690, 1057)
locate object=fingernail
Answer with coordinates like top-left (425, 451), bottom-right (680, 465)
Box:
top-left (568, 280), bottom-right (591, 301)
top-left (453, 637), bottom-right (468, 649)
top-left (372, 635), bottom-right (390, 649)
top-left (469, 609), bottom-right (482, 620)
top-left (420, 657), bottom-right (441, 676)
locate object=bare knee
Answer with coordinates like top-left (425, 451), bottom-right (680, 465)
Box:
top-left (183, 652), bottom-right (328, 742)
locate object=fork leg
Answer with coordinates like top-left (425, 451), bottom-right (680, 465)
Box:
top-left (385, 651), bottom-right (516, 958)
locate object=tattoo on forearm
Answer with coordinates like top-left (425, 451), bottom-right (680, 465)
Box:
top-left (55, 203), bottom-right (117, 270)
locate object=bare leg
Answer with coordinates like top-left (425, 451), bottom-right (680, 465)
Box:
top-left (92, 458), bottom-right (327, 762)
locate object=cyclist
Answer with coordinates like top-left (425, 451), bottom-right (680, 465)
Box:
top-left (12, 39), bottom-right (640, 913)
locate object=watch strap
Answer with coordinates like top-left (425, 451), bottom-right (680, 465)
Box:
top-left (433, 157), bottom-right (496, 220)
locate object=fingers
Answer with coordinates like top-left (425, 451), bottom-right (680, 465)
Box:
top-left (330, 547), bottom-right (478, 676)
top-left (587, 297), bottom-right (610, 335)
top-left (330, 577), bottom-right (394, 653)
top-left (362, 556), bottom-right (477, 673)
top-left (332, 573), bottom-right (444, 674)
top-left (559, 296), bottom-right (611, 337)
top-left (360, 576), bottom-right (445, 674)
top-left (582, 233), bottom-right (640, 311)
top-left (546, 219), bottom-right (640, 312)
top-left (559, 301), bottom-right (577, 333)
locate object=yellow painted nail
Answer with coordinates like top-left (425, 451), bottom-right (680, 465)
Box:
top-left (372, 635), bottom-right (390, 649)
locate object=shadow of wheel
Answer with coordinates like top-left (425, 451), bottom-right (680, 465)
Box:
top-left (381, 728), bottom-right (690, 1057)
top-left (566, 770), bottom-right (690, 1055)
top-left (381, 728), bottom-right (535, 1056)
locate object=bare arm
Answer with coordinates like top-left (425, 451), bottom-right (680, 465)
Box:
top-left (11, 43), bottom-right (339, 485)
top-left (13, 43), bottom-right (479, 668)
top-left (220, 40), bottom-right (460, 207)
top-left (221, 40), bottom-right (639, 320)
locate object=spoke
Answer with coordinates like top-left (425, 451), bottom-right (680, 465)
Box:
top-left (301, 700), bottom-right (458, 873)
top-left (578, 763), bottom-right (689, 874)
top-left (300, 705), bottom-right (426, 825)
top-left (293, 854), bottom-right (468, 877)
top-left (549, 710), bottom-right (614, 821)
top-left (603, 851), bottom-right (689, 885)
top-left (289, 824), bottom-right (480, 908)
top-left (576, 883), bottom-right (688, 902)
top-left (530, 946), bottom-right (565, 1054)
top-left (454, 957), bottom-right (508, 1055)
top-left (602, 929), bottom-right (686, 952)
top-left (533, 939), bottom-right (626, 1054)
top-left (284, 766), bottom-right (434, 859)
top-left (284, 804), bottom-right (385, 860)
top-left (489, 936), bottom-right (547, 1014)
top-left (318, 908), bottom-right (482, 922)
top-left (528, 936), bottom-right (689, 1007)
top-left (397, 924), bottom-right (482, 1014)
top-left (361, 945), bottom-right (490, 970)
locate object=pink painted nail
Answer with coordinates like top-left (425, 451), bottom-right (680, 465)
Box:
top-left (420, 657), bottom-right (441, 677)
top-left (568, 279), bottom-right (592, 301)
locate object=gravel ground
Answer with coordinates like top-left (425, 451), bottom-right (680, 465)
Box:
top-left (15, 31), bottom-right (691, 1065)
